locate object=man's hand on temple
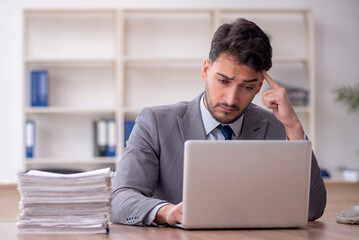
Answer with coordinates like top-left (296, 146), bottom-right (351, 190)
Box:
top-left (262, 71), bottom-right (304, 140)
top-left (154, 202), bottom-right (183, 225)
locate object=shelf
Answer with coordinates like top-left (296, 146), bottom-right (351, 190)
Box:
top-left (272, 56), bottom-right (309, 63)
top-left (123, 106), bottom-right (142, 113)
top-left (124, 56), bottom-right (308, 64)
top-left (25, 157), bottom-right (117, 165)
top-left (25, 107), bottom-right (116, 115)
top-left (25, 58), bottom-right (116, 65)
top-left (123, 107), bottom-right (142, 118)
top-left (221, 9), bottom-right (311, 14)
top-left (124, 56), bottom-right (205, 63)
top-left (124, 9), bottom-right (213, 14)
top-left (124, 9), bottom-right (311, 14)
top-left (25, 9), bottom-right (116, 14)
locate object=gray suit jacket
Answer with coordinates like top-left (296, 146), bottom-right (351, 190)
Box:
top-left (110, 94), bottom-right (326, 225)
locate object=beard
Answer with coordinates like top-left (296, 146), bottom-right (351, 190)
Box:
top-left (204, 85), bottom-right (244, 124)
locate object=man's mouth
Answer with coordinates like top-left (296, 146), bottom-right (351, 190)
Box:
top-left (219, 105), bottom-right (238, 113)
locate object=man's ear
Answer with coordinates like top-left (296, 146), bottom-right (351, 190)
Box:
top-left (202, 59), bottom-right (210, 83)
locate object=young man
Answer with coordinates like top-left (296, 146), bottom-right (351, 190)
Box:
top-left (110, 18), bottom-right (326, 226)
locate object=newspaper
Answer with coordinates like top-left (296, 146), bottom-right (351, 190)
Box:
top-left (17, 168), bottom-right (113, 234)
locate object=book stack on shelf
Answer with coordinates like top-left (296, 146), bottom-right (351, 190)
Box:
top-left (93, 119), bottom-right (135, 158)
top-left (17, 168), bottom-right (113, 234)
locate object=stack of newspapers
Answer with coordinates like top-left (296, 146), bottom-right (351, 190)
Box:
top-left (17, 168), bottom-right (113, 234)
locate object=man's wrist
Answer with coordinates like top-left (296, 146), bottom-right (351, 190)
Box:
top-left (285, 120), bottom-right (305, 140)
top-left (154, 204), bottom-right (174, 225)
top-left (144, 203), bottom-right (169, 226)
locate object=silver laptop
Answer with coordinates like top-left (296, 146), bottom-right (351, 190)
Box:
top-left (180, 140), bottom-right (312, 229)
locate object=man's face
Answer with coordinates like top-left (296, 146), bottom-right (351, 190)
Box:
top-left (202, 54), bottom-right (264, 124)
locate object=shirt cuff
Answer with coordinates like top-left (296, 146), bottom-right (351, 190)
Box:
top-left (144, 202), bottom-right (170, 226)
top-left (286, 133), bottom-right (307, 140)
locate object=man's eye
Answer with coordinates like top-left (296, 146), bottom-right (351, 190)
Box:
top-left (244, 86), bottom-right (254, 90)
top-left (218, 79), bottom-right (229, 84)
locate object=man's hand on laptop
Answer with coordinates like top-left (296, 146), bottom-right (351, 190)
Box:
top-left (155, 202), bottom-right (183, 225)
top-left (262, 71), bottom-right (304, 140)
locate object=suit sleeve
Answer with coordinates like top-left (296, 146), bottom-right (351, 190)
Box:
top-left (109, 108), bottom-right (167, 225)
top-left (308, 152), bottom-right (327, 220)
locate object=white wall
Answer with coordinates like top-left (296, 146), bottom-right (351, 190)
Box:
top-left (1, 0), bottom-right (358, 182)
top-left (0, 0), bottom-right (23, 183)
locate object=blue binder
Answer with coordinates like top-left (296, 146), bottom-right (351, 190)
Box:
top-left (124, 120), bottom-right (135, 147)
top-left (25, 120), bottom-right (35, 158)
top-left (30, 71), bottom-right (39, 106)
top-left (38, 70), bottom-right (48, 106)
top-left (31, 70), bottom-right (48, 107)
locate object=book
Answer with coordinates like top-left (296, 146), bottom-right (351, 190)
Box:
top-left (93, 120), bottom-right (107, 157)
top-left (30, 70), bottom-right (48, 107)
top-left (25, 120), bottom-right (35, 158)
top-left (124, 120), bottom-right (135, 147)
top-left (38, 70), bottom-right (48, 106)
top-left (30, 72), bottom-right (39, 106)
top-left (17, 168), bottom-right (113, 234)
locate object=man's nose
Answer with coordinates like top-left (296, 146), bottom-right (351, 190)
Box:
top-left (224, 87), bottom-right (238, 106)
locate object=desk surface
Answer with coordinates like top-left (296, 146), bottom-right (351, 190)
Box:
top-left (1, 221), bottom-right (358, 240)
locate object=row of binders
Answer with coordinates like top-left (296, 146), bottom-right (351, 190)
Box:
top-left (93, 119), bottom-right (135, 156)
top-left (31, 70), bottom-right (48, 107)
top-left (93, 119), bottom-right (118, 157)
top-left (25, 119), bottom-right (136, 158)
top-left (273, 81), bottom-right (309, 106)
top-left (17, 168), bottom-right (113, 234)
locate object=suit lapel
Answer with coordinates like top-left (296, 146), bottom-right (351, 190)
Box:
top-left (177, 99), bottom-right (269, 141)
top-left (238, 104), bottom-right (268, 140)
top-left (177, 94), bottom-right (206, 142)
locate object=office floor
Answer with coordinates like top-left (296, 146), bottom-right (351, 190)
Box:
top-left (0, 181), bottom-right (358, 222)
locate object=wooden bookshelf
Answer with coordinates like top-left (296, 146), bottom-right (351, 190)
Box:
top-left (22, 8), bottom-right (316, 171)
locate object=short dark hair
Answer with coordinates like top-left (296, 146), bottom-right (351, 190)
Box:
top-left (209, 18), bottom-right (272, 72)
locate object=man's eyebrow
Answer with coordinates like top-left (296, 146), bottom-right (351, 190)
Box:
top-left (216, 72), bottom-right (259, 82)
top-left (243, 79), bottom-right (259, 83)
top-left (216, 72), bottom-right (235, 80)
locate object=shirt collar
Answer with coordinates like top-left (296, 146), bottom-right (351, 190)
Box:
top-left (200, 93), bottom-right (244, 138)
